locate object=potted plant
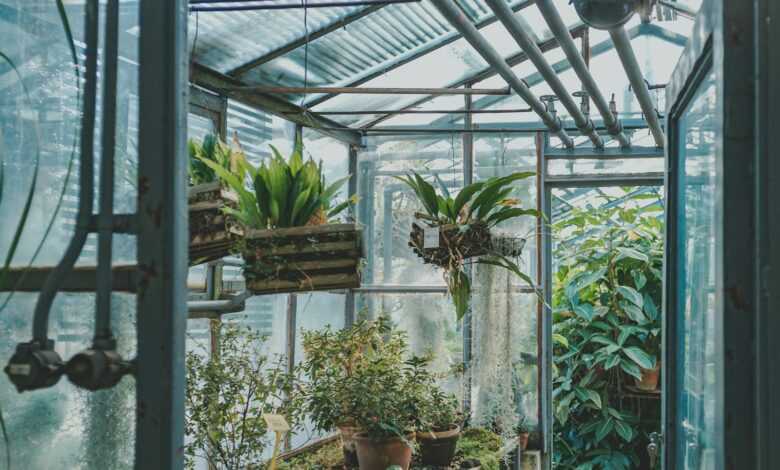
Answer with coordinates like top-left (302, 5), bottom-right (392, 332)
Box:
top-left (415, 387), bottom-right (462, 467)
top-left (301, 317), bottom-right (404, 467)
top-left (395, 171), bottom-right (537, 320)
top-left (200, 136), bottom-right (361, 294)
top-left (350, 355), bottom-right (417, 470)
top-left (514, 416), bottom-right (530, 451)
top-left (187, 134), bottom-right (244, 264)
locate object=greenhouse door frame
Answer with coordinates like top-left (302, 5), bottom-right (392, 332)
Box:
top-left (539, 137), bottom-right (665, 469)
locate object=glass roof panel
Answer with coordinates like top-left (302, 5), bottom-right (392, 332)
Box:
top-left (189, 2), bottom-right (363, 73)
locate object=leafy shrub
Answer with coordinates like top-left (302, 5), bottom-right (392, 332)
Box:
top-left (552, 191), bottom-right (664, 469)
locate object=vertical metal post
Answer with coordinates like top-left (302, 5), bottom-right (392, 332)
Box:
top-left (462, 86), bottom-right (474, 413)
top-left (286, 294), bottom-right (297, 375)
top-left (539, 132), bottom-right (553, 469)
top-left (136, 1), bottom-right (188, 468)
top-left (345, 144), bottom-right (359, 326)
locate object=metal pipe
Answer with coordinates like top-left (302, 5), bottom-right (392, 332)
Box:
top-left (33, 0), bottom-right (98, 342)
top-left (95, 0), bottom-right (119, 346)
top-left (535, 0), bottom-right (632, 148)
top-left (430, 0), bottom-right (573, 148)
top-left (303, 108), bottom-right (533, 116)
top-left (486, 0), bottom-right (604, 149)
top-left (657, 0), bottom-right (696, 19)
top-left (609, 26), bottom-right (665, 148)
top-left (190, 0), bottom-right (420, 12)
top-left (220, 85), bottom-right (511, 95)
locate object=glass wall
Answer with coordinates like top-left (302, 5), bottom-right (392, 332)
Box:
top-left (0, 2), bottom-right (139, 468)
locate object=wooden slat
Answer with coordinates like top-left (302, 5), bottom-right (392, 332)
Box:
top-left (244, 223), bottom-right (359, 240)
top-left (247, 241), bottom-right (359, 257)
top-left (0, 265), bottom-right (137, 292)
top-left (246, 273), bottom-right (359, 295)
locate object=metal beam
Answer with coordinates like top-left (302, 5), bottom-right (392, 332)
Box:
top-left (229, 4), bottom-right (386, 77)
top-left (190, 0), bottom-right (420, 12)
top-left (305, 107), bottom-right (532, 115)
top-left (430, 0), bottom-right (573, 148)
top-left (223, 85), bottom-right (511, 95)
top-left (535, 0), bottom-right (631, 148)
top-left (136, 0), bottom-right (188, 467)
top-left (191, 63), bottom-right (362, 146)
top-left (361, 24), bottom-right (587, 129)
top-left (487, 0), bottom-right (604, 148)
top-left (609, 27), bottom-right (666, 148)
top-left (544, 145), bottom-right (663, 159)
top-left (305, 0), bottom-right (536, 108)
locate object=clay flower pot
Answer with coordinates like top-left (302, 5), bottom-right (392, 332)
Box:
top-left (417, 425), bottom-right (460, 467)
top-left (353, 432), bottom-right (415, 470)
top-left (635, 361), bottom-right (661, 391)
top-left (517, 432), bottom-right (530, 451)
top-left (338, 423), bottom-right (362, 468)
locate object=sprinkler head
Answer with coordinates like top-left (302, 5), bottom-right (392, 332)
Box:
top-left (4, 340), bottom-right (64, 392)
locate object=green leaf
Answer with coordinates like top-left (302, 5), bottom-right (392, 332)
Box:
top-left (594, 418), bottom-right (614, 442)
top-left (573, 303), bottom-right (594, 321)
top-left (604, 354), bottom-right (621, 370)
top-left (622, 347), bottom-right (656, 370)
top-left (575, 387), bottom-right (602, 409)
top-left (643, 294), bottom-right (659, 320)
top-left (622, 303), bottom-right (647, 324)
top-left (620, 360), bottom-right (642, 380)
top-left (617, 285), bottom-right (644, 308)
top-left (452, 182), bottom-right (485, 219)
top-left (553, 333), bottom-right (569, 348)
top-left (590, 335), bottom-right (618, 347)
top-left (614, 420), bottom-right (634, 443)
top-left (615, 247), bottom-right (649, 263)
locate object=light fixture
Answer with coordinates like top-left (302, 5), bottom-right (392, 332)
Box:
top-left (570, 0), bottom-right (640, 30)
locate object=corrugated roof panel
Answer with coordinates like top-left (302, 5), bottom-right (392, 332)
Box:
top-left (189, 2), bottom-right (364, 73)
top-left (236, 0), bottom-right (529, 100)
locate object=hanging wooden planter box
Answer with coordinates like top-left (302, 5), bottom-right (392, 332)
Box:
top-left (409, 220), bottom-right (526, 268)
top-left (188, 181), bottom-right (242, 266)
top-left (242, 223), bottom-right (363, 295)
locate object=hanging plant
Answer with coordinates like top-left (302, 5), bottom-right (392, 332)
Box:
top-left (396, 171), bottom-right (538, 320)
top-left (187, 134), bottom-right (245, 265)
top-left (199, 136), bottom-right (362, 294)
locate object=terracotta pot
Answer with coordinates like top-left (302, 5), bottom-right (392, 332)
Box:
top-left (517, 432), bottom-right (530, 451)
top-left (635, 361), bottom-right (661, 391)
top-left (417, 425), bottom-right (460, 467)
top-left (338, 423), bottom-right (362, 468)
top-left (354, 432), bottom-right (415, 470)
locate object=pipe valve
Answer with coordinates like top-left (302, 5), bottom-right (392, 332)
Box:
top-left (65, 347), bottom-right (132, 391)
top-left (540, 95), bottom-right (560, 118)
top-left (573, 90), bottom-right (591, 116)
top-left (4, 341), bottom-right (64, 392)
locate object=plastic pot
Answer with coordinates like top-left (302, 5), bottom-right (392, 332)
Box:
top-left (354, 432), bottom-right (415, 470)
top-left (517, 432), bottom-right (530, 451)
top-left (417, 425), bottom-right (460, 467)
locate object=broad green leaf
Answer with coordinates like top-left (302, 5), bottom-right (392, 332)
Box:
top-left (452, 182), bottom-right (485, 220)
top-left (614, 420), bottom-right (634, 443)
top-left (594, 418), bottom-right (614, 442)
top-left (620, 360), bottom-right (642, 380)
top-left (622, 303), bottom-right (647, 324)
top-left (615, 247), bottom-right (649, 263)
top-left (622, 347), bottom-right (656, 370)
top-left (643, 294), bottom-right (659, 320)
top-left (617, 285), bottom-right (644, 308)
top-left (553, 333), bottom-right (569, 348)
top-left (604, 354), bottom-right (621, 370)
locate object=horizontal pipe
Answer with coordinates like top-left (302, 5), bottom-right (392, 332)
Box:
top-left (220, 86), bottom-right (511, 96)
top-left (190, 0), bottom-right (420, 12)
top-left (609, 27), bottom-right (666, 148)
top-left (430, 0), bottom-right (573, 148)
top-left (486, 0), bottom-right (603, 149)
top-left (291, 108), bottom-right (534, 116)
top-left (535, 0), bottom-right (631, 148)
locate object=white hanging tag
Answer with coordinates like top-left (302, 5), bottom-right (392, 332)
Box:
top-left (423, 227), bottom-right (439, 249)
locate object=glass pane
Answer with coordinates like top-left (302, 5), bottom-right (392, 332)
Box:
top-left (188, 112), bottom-right (216, 143)
top-left (675, 70), bottom-right (719, 470)
top-left (355, 292), bottom-right (464, 398)
top-left (302, 128), bottom-right (350, 203)
top-left (0, 2), bottom-right (138, 468)
top-left (226, 100), bottom-right (295, 164)
top-left (357, 135), bottom-right (463, 286)
top-left (547, 157), bottom-right (665, 176)
top-left (474, 134), bottom-right (538, 284)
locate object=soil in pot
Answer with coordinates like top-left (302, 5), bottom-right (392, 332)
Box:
top-left (635, 362), bottom-right (661, 391)
top-left (417, 426), bottom-right (460, 467)
top-left (338, 424), bottom-right (361, 468)
top-left (353, 432), bottom-right (414, 470)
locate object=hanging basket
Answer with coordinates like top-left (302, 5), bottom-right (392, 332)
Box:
top-left (188, 181), bottom-right (242, 265)
top-left (241, 223), bottom-right (363, 295)
top-left (409, 219), bottom-right (526, 269)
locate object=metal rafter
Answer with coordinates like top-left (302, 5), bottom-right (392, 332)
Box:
top-left (361, 24), bottom-right (587, 129)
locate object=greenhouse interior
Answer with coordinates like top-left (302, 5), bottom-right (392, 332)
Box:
top-left (0, 0), bottom-right (777, 469)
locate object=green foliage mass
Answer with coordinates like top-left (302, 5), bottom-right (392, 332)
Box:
top-left (185, 325), bottom-right (303, 470)
top-left (198, 134), bottom-right (353, 229)
top-left (188, 134), bottom-right (241, 186)
top-left (552, 190), bottom-right (664, 470)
